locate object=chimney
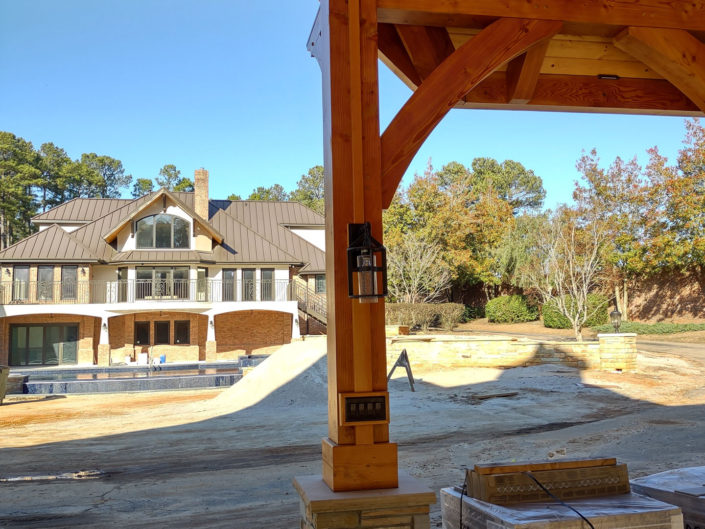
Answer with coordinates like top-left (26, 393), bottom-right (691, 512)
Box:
top-left (194, 168), bottom-right (209, 219)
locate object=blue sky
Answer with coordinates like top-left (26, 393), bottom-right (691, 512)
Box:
top-left (0, 1), bottom-right (694, 209)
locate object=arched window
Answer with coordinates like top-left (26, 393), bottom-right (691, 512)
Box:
top-left (135, 214), bottom-right (190, 249)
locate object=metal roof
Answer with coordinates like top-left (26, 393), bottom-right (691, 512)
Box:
top-left (32, 198), bottom-right (133, 223)
top-left (223, 202), bottom-right (326, 273)
top-left (3, 193), bottom-right (325, 269)
top-left (0, 224), bottom-right (102, 262)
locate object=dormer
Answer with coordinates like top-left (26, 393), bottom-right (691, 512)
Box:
top-left (103, 183), bottom-right (223, 253)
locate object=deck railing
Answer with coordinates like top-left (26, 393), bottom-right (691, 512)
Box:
top-left (0, 279), bottom-right (292, 305)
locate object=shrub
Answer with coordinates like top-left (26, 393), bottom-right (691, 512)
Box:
top-left (437, 303), bottom-right (465, 330)
top-left (485, 295), bottom-right (538, 323)
top-left (462, 304), bottom-right (485, 322)
top-left (543, 293), bottom-right (609, 329)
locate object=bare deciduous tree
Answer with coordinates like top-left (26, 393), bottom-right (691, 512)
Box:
top-left (520, 208), bottom-right (609, 340)
top-left (387, 232), bottom-right (451, 304)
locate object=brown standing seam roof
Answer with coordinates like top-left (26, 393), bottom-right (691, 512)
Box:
top-left (0, 194), bottom-right (325, 269)
top-left (0, 224), bottom-right (101, 262)
top-left (31, 198), bottom-right (133, 223)
top-left (223, 202), bottom-right (327, 273)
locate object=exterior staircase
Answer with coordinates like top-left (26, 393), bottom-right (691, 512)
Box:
top-left (291, 281), bottom-right (327, 329)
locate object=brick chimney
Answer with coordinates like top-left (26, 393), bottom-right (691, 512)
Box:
top-left (194, 168), bottom-right (209, 219)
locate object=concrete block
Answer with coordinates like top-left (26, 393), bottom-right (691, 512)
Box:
top-left (361, 515), bottom-right (411, 526)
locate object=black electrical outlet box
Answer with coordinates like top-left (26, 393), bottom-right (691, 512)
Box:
top-left (339, 392), bottom-right (389, 425)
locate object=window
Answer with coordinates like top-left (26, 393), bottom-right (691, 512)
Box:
top-left (38, 266), bottom-right (54, 301)
top-left (12, 266), bottom-right (29, 301)
top-left (135, 214), bottom-right (190, 249)
top-left (242, 268), bottom-right (255, 301)
top-left (134, 321), bottom-right (150, 345)
top-left (154, 321), bottom-right (170, 345)
top-left (315, 274), bottom-right (326, 294)
top-left (261, 269), bottom-right (274, 301)
top-left (174, 321), bottom-right (190, 344)
top-left (135, 267), bottom-right (189, 300)
top-left (10, 324), bottom-right (78, 366)
top-left (222, 269), bottom-right (236, 301)
top-left (61, 266), bottom-right (77, 300)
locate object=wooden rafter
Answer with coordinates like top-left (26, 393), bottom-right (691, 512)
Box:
top-left (378, 23), bottom-right (422, 88)
top-left (394, 24), bottom-right (454, 81)
top-left (460, 72), bottom-right (701, 115)
top-left (614, 27), bottom-right (705, 111)
top-left (380, 17), bottom-right (562, 208)
top-left (506, 41), bottom-right (550, 104)
top-left (377, 0), bottom-right (705, 32)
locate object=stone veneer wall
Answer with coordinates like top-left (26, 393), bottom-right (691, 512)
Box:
top-left (386, 335), bottom-right (636, 372)
top-left (0, 314), bottom-right (99, 365)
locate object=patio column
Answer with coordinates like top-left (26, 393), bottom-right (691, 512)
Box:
top-left (97, 316), bottom-right (110, 366)
top-left (205, 315), bottom-right (217, 362)
top-left (309, 0), bottom-right (396, 492)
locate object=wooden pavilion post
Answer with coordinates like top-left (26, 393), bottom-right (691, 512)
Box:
top-left (309, 0), bottom-right (397, 492)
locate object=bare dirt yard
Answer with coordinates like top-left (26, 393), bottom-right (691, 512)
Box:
top-left (2, 335), bottom-right (705, 528)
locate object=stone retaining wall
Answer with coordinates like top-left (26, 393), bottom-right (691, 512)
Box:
top-left (387, 334), bottom-right (637, 372)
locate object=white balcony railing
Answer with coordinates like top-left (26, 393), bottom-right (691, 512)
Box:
top-left (0, 279), bottom-right (292, 305)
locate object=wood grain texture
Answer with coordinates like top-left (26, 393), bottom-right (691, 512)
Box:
top-left (507, 40), bottom-right (550, 104)
top-left (614, 26), bottom-right (705, 111)
top-left (474, 457), bottom-right (617, 475)
top-left (380, 17), bottom-right (562, 208)
top-left (395, 24), bottom-right (455, 81)
top-left (378, 0), bottom-right (705, 32)
top-left (460, 72), bottom-right (702, 115)
top-left (378, 23), bottom-right (422, 88)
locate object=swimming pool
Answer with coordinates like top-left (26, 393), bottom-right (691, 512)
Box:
top-left (9, 360), bottom-right (263, 395)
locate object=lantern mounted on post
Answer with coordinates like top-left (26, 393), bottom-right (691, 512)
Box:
top-left (347, 222), bottom-right (387, 303)
top-left (610, 307), bottom-right (622, 333)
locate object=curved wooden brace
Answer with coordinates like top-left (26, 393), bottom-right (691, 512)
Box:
top-left (380, 18), bottom-right (562, 208)
top-left (614, 27), bottom-right (705, 112)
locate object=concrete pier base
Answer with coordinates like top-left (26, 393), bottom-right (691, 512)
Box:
top-left (294, 472), bottom-right (436, 529)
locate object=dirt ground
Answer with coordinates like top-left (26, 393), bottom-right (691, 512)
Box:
top-left (2, 336), bottom-right (705, 528)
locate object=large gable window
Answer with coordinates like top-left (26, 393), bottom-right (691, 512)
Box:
top-left (135, 214), bottom-right (189, 249)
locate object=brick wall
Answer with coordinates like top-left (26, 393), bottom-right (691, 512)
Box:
top-left (299, 311), bottom-right (326, 335)
top-left (628, 271), bottom-right (705, 322)
top-left (215, 310), bottom-right (292, 357)
top-left (108, 312), bottom-right (207, 362)
top-left (0, 314), bottom-right (99, 365)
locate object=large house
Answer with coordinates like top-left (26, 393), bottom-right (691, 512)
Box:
top-left (0, 169), bottom-right (327, 367)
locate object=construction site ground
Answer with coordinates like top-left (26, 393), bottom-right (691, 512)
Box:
top-left (2, 333), bottom-right (705, 528)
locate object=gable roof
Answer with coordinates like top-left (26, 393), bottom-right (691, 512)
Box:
top-left (102, 188), bottom-right (224, 244)
top-left (1, 193), bottom-right (325, 270)
top-left (0, 224), bottom-right (102, 262)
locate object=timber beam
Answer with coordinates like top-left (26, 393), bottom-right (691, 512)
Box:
top-left (506, 41), bottom-right (550, 104)
top-left (614, 26), bottom-right (705, 112)
top-left (460, 72), bottom-right (702, 115)
top-left (394, 24), bottom-right (455, 82)
top-left (380, 17), bottom-right (562, 208)
top-left (377, 0), bottom-right (705, 32)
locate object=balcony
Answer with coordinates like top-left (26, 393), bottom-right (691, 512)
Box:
top-left (0, 279), bottom-right (293, 305)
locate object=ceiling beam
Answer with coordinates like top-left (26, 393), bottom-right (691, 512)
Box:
top-left (506, 41), bottom-right (550, 104)
top-left (460, 72), bottom-right (702, 115)
top-left (380, 18), bottom-right (562, 208)
top-left (613, 26), bottom-right (705, 111)
top-left (394, 25), bottom-right (455, 81)
top-left (378, 23), bottom-right (422, 88)
top-left (377, 0), bottom-right (705, 32)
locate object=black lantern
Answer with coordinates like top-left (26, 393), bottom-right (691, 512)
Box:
top-left (347, 222), bottom-right (387, 303)
top-left (610, 307), bottom-right (622, 333)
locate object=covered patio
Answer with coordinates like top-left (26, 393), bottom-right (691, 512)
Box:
top-left (297, 1), bottom-right (705, 527)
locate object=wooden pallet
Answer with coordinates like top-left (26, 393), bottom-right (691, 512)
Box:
top-left (467, 458), bottom-right (630, 505)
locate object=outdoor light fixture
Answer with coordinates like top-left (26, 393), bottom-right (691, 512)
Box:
top-left (610, 307), bottom-right (622, 333)
top-left (347, 222), bottom-right (387, 303)
top-left (209, 319), bottom-right (214, 328)
top-left (102, 322), bottom-right (108, 331)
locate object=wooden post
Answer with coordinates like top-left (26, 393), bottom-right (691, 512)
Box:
top-left (309, 0), bottom-right (397, 491)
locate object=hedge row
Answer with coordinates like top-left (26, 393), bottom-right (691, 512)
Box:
top-left (385, 303), bottom-right (465, 331)
top-left (485, 295), bottom-right (538, 323)
top-left (542, 293), bottom-right (609, 329)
